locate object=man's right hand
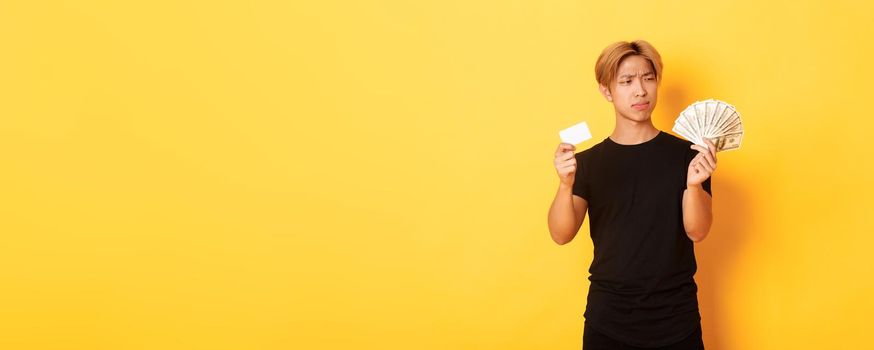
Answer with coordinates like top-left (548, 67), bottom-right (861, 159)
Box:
top-left (554, 143), bottom-right (577, 187)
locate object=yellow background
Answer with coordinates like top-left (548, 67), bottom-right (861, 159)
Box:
top-left (1, 0), bottom-right (872, 349)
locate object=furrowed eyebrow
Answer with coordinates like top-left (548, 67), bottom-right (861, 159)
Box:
top-left (619, 71), bottom-right (655, 79)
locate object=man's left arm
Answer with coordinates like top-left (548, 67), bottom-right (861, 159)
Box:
top-left (683, 139), bottom-right (717, 242)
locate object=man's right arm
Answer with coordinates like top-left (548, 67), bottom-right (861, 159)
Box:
top-left (548, 184), bottom-right (587, 245)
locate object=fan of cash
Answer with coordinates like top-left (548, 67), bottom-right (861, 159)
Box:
top-left (672, 99), bottom-right (744, 152)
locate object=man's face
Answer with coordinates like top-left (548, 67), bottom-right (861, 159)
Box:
top-left (603, 55), bottom-right (658, 122)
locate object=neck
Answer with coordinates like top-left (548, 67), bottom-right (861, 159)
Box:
top-left (609, 116), bottom-right (659, 145)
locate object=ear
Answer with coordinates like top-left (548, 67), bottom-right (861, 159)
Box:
top-left (598, 83), bottom-right (613, 102)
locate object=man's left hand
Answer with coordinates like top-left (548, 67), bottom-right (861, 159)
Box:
top-left (688, 139), bottom-right (717, 187)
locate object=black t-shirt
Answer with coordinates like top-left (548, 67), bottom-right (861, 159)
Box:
top-left (572, 130), bottom-right (711, 348)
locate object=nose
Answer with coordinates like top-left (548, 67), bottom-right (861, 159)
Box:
top-left (634, 79), bottom-right (646, 97)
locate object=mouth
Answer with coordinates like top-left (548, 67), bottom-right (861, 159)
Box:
top-left (632, 101), bottom-right (650, 111)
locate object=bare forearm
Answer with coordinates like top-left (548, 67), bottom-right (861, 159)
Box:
top-left (548, 183), bottom-right (577, 244)
top-left (682, 184), bottom-right (712, 242)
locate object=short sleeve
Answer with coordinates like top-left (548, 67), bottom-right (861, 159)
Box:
top-left (685, 145), bottom-right (713, 196)
top-left (571, 152), bottom-right (589, 200)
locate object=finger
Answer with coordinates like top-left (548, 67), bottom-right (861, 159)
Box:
top-left (690, 144), bottom-right (708, 154)
top-left (693, 161), bottom-right (710, 176)
top-left (555, 157), bottom-right (573, 167)
top-left (696, 158), bottom-right (713, 174)
top-left (555, 152), bottom-right (574, 163)
top-left (700, 147), bottom-right (716, 169)
top-left (704, 139), bottom-right (718, 160)
top-left (703, 138), bottom-right (716, 149)
top-left (691, 153), bottom-right (703, 165)
top-left (556, 143), bottom-right (576, 156)
top-left (691, 144), bottom-right (716, 168)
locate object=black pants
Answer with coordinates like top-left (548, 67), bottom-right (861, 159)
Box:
top-left (583, 322), bottom-right (704, 350)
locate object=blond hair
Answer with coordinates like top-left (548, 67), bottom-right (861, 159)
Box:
top-left (594, 40), bottom-right (663, 89)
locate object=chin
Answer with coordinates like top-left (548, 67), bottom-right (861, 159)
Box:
top-left (621, 111), bottom-right (652, 123)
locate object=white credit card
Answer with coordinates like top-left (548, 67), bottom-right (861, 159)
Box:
top-left (559, 121), bottom-right (592, 145)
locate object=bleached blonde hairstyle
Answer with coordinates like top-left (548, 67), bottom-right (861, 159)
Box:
top-left (595, 40), bottom-right (663, 89)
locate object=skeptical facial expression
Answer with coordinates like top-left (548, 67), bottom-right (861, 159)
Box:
top-left (604, 55), bottom-right (659, 123)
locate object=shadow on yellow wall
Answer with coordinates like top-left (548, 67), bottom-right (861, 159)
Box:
top-left (658, 68), bottom-right (755, 350)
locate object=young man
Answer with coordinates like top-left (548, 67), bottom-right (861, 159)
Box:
top-left (547, 40), bottom-right (717, 349)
